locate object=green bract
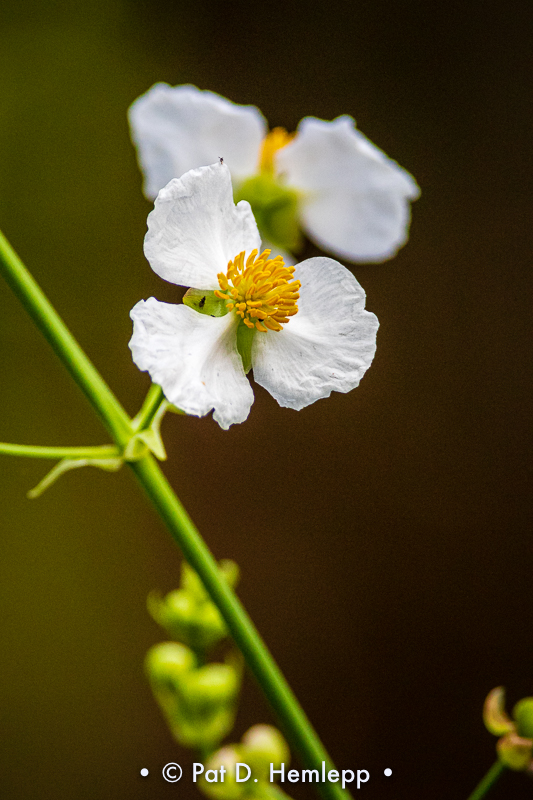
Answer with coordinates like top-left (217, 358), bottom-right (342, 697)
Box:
top-left (497, 733), bottom-right (533, 771)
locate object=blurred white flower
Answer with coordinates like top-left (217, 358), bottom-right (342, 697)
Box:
top-left (128, 83), bottom-right (420, 263)
top-left (129, 163), bottom-right (379, 429)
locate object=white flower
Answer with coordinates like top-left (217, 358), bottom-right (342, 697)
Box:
top-left (129, 163), bottom-right (379, 430)
top-left (128, 83), bottom-right (419, 263)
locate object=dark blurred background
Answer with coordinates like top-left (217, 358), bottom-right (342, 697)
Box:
top-left (0, 1), bottom-right (531, 798)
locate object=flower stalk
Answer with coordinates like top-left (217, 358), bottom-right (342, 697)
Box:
top-left (0, 227), bottom-right (354, 800)
top-left (465, 760), bottom-right (505, 800)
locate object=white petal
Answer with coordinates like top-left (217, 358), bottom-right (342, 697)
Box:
top-left (252, 257), bottom-right (378, 410)
top-left (144, 162), bottom-right (261, 290)
top-left (129, 83), bottom-right (267, 199)
top-left (277, 116), bottom-right (420, 262)
top-left (130, 298), bottom-right (254, 429)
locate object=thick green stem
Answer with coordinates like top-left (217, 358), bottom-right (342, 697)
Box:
top-left (466, 761), bottom-right (505, 800)
top-left (0, 229), bottom-right (354, 800)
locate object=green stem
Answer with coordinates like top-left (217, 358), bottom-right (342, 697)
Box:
top-left (0, 229), bottom-right (353, 800)
top-left (0, 442), bottom-right (119, 459)
top-left (466, 761), bottom-right (505, 800)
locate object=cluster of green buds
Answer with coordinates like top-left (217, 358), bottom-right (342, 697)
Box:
top-left (146, 560), bottom-right (293, 798)
top-left (484, 686), bottom-right (533, 771)
top-left (148, 560), bottom-right (239, 652)
top-left (146, 642), bottom-right (241, 750)
top-left (145, 560), bottom-right (241, 750)
top-left (198, 724), bottom-right (290, 799)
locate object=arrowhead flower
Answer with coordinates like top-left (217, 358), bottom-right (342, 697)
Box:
top-left (129, 162), bottom-right (379, 429)
top-left (129, 83), bottom-right (420, 262)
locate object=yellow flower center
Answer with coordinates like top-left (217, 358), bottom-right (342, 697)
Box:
top-left (258, 127), bottom-right (295, 175)
top-left (214, 249), bottom-right (300, 332)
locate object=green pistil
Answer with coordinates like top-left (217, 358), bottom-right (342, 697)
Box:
top-left (236, 321), bottom-right (256, 374)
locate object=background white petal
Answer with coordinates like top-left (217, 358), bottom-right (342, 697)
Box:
top-left (277, 116), bottom-right (420, 262)
top-left (144, 163), bottom-right (261, 290)
top-left (130, 298), bottom-right (254, 429)
top-left (129, 83), bottom-right (267, 199)
top-left (252, 257), bottom-right (378, 410)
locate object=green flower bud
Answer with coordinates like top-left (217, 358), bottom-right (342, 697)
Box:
top-left (147, 660), bottom-right (239, 750)
top-left (181, 561), bottom-right (210, 601)
top-left (497, 732), bottom-right (533, 771)
top-left (145, 644), bottom-right (239, 748)
top-left (234, 174), bottom-right (302, 253)
top-left (196, 603), bottom-right (228, 644)
top-left (218, 560), bottom-right (240, 588)
top-left (145, 641), bottom-right (196, 687)
top-left (148, 561), bottom-right (239, 650)
top-left (184, 663), bottom-right (240, 709)
top-left (176, 663), bottom-right (240, 748)
top-left (181, 560), bottom-right (239, 601)
top-left (148, 587), bottom-right (194, 628)
top-left (199, 746), bottom-right (249, 800)
top-left (148, 588), bottom-right (227, 651)
top-left (145, 642), bottom-right (197, 740)
top-left (241, 724), bottom-right (290, 782)
top-left (513, 697), bottom-right (533, 739)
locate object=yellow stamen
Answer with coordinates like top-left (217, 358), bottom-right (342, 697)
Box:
top-left (217, 249), bottom-right (300, 333)
top-left (258, 127), bottom-right (296, 175)
top-left (263, 319), bottom-right (283, 332)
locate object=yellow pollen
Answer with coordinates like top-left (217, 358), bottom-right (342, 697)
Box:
top-left (215, 249), bottom-right (300, 333)
top-left (258, 127), bottom-right (295, 174)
